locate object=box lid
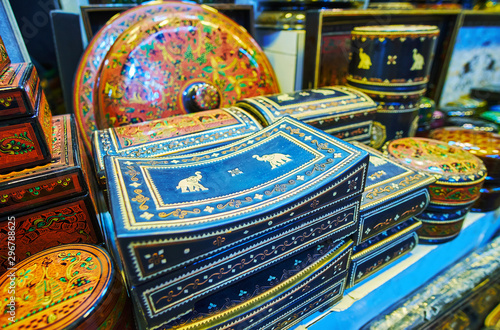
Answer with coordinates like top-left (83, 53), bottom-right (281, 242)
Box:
top-left (92, 107), bottom-right (262, 184)
top-left (0, 115), bottom-right (83, 215)
top-left (106, 116), bottom-right (367, 234)
top-left (0, 63), bottom-right (39, 119)
top-left (236, 86), bottom-right (376, 126)
top-left (383, 137), bottom-right (487, 185)
top-left (353, 142), bottom-right (435, 210)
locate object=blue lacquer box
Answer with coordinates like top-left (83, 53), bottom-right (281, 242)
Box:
top-left (153, 239), bottom-right (353, 330)
top-left (351, 142), bottom-right (434, 244)
top-left (92, 107), bottom-right (262, 186)
top-left (236, 86), bottom-right (377, 143)
top-left (347, 219), bottom-right (421, 288)
top-left (104, 117), bottom-right (369, 329)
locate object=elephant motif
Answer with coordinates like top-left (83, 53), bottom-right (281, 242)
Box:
top-left (410, 48), bottom-right (425, 71)
top-left (358, 48), bottom-right (372, 70)
top-left (176, 171), bottom-right (209, 193)
top-left (253, 153), bottom-right (292, 169)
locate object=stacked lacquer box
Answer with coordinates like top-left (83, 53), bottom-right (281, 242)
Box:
top-left (103, 117), bottom-right (370, 329)
top-left (346, 25), bottom-right (440, 149)
top-left (0, 38), bottom-right (101, 274)
top-left (345, 142), bottom-right (435, 288)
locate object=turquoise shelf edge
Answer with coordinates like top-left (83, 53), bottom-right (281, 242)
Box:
top-left (301, 208), bottom-right (500, 330)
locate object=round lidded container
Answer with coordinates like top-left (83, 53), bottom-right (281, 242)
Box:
top-left (383, 137), bottom-right (487, 207)
top-left (429, 127), bottom-right (500, 182)
top-left (370, 99), bottom-right (420, 149)
top-left (445, 116), bottom-right (500, 133)
top-left (347, 25), bottom-right (439, 100)
top-left (93, 2), bottom-right (279, 129)
top-left (0, 244), bottom-right (134, 329)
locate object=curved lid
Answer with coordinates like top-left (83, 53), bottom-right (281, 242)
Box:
top-left (446, 117), bottom-right (500, 133)
top-left (429, 127), bottom-right (500, 159)
top-left (352, 24), bottom-right (440, 35)
top-left (384, 137), bottom-right (487, 184)
top-left (94, 3), bottom-right (279, 129)
top-left (0, 244), bottom-right (114, 329)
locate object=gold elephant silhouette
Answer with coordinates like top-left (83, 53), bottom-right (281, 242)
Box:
top-left (358, 48), bottom-right (372, 70)
top-left (176, 171), bottom-right (209, 193)
top-left (253, 153), bottom-right (292, 169)
top-left (410, 48), bottom-right (425, 71)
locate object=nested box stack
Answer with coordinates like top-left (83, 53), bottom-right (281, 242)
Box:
top-left (429, 127), bottom-right (500, 212)
top-left (346, 25), bottom-right (440, 148)
top-left (0, 244), bottom-right (135, 329)
top-left (236, 86), bottom-right (377, 144)
top-left (383, 137), bottom-right (487, 243)
top-left (346, 142), bottom-right (435, 287)
top-left (0, 115), bottom-right (102, 274)
top-left (104, 117), bottom-right (369, 329)
top-left (0, 62), bottom-right (52, 173)
top-left (92, 107), bottom-right (263, 187)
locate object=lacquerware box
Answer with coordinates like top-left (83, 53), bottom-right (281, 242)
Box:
top-left (0, 115), bottom-right (101, 273)
top-left (104, 117), bottom-right (369, 329)
top-left (347, 219), bottom-right (421, 288)
top-left (352, 142), bottom-right (434, 244)
top-left (92, 107), bottom-right (262, 186)
top-left (0, 63), bottom-right (52, 173)
top-left (236, 86), bottom-right (377, 144)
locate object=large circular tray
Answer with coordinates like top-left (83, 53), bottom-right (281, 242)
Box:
top-left (74, 2), bottom-right (279, 150)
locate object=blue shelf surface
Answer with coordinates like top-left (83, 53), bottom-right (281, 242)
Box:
top-left (297, 208), bottom-right (500, 330)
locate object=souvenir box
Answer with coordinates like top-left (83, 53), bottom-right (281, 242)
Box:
top-left (351, 142), bottom-right (434, 244)
top-left (236, 86), bottom-right (377, 142)
top-left (92, 107), bottom-right (262, 186)
top-left (0, 244), bottom-right (135, 329)
top-left (383, 138), bottom-right (487, 208)
top-left (105, 117), bottom-right (369, 327)
top-left (0, 80), bottom-right (52, 173)
top-left (0, 63), bottom-right (40, 120)
top-left (347, 219), bottom-right (421, 288)
top-left (429, 127), bottom-right (500, 182)
top-left (0, 115), bottom-right (91, 216)
top-left (347, 25), bottom-right (439, 101)
top-left (417, 203), bottom-right (470, 222)
top-left (414, 213), bottom-right (466, 243)
top-left (371, 100), bottom-right (420, 149)
top-left (445, 116), bottom-right (499, 133)
top-left (0, 115), bottom-right (102, 273)
top-left (144, 239), bottom-right (353, 329)
top-left (0, 35), bottom-right (9, 74)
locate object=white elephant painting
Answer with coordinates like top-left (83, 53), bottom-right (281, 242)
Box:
top-left (176, 171), bottom-right (209, 193)
top-left (252, 153), bottom-right (292, 169)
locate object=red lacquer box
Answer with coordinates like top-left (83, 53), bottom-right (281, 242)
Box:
top-left (0, 35), bottom-right (9, 74)
top-left (0, 115), bottom-right (101, 273)
top-left (0, 63), bottom-right (52, 173)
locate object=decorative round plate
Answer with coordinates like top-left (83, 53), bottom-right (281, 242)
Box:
top-left (73, 2), bottom-right (279, 151)
top-left (94, 2), bottom-right (279, 129)
top-left (384, 137), bottom-right (487, 184)
top-left (0, 244), bottom-right (117, 329)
